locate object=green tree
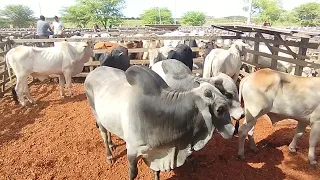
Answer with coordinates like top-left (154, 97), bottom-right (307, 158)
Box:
top-left (180, 11), bottom-right (206, 26)
top-left (60, 4), bottom-right (91, 28)
top-left (140, 7), bottom-right (174, 24)
top-left (293, 2), bottom-right (320, 27)
top-left (0, 4), bottom-right (35, 28)
top-left (278, 10), bottom-right (298, 24)
top-left (81, 0), bottom-right (125, 28)
top-left (243, 0), bottom-right (283, 22)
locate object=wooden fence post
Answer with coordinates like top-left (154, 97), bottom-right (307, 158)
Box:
top-left (294, 38), bottom-right (309, 76)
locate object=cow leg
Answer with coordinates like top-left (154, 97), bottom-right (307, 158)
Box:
top-left (247, 126), bottom-right (258, 152)
top-left (107, 131), bottom-right (115, 150)
top-left (21, 79), bottom-right (35, 104)
top-left (58, 75), bottom-right (66, 98)
top-left (308, 121), bottom-right (320, 167)
top-left (154, 170), bottom-right (160, 180)
top-left (15, 77), bottom-right (27, 107)
top-left (63, 70), bottom-right (73, 97)
top-left (238, 109), bottom-right (261, 160)
top-left (289, 121), bottom-right (308, 153)
top-left (98, 125), bottom-right (114, 164)
top-left (127, 149), bottom-right (138, 180)
top-left (232, 70), bottom-right (240, 83)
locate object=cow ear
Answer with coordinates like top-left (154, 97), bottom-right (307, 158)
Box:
top-left (113, 50), bottom-right (123, 57)
top-left (213, 78), bottom-right (225, 94)
top-left (85, 40), bottom-right (92, 47)
top-left (234, 44), bottom-right (240, 50)
top-left (204, 89), bottom-right (212, 98)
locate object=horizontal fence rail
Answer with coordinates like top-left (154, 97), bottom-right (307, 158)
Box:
top-left (0, 32), bottom-right (319, 98)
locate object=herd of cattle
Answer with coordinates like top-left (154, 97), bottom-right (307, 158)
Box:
top-left (4, 30), bottom-right (320, 180)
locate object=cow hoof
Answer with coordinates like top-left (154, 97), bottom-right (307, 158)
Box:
top-left (310, 161), bottom-right (318, 169)
top-left (237, 154), bottom-right (246, 160)
top-left (60, 96), bottom-right (65, 99)
top-left (107, 156), bottom-right (114, 164)
top-left (109, 144), bottom-right (115, 151)
top-left (288, 146), bottom-right (297, 153)
top-left (251, 147), bottom-right (258, 153)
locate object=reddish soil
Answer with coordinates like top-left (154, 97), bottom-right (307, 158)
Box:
top-left (0, 81), bottom-right (319, 180)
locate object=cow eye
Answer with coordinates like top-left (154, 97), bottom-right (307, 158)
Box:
top-left (225, 92), bottom-right (233, 99)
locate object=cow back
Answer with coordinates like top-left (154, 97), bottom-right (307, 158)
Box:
top-left (125, 65), bottom-right (169, 95)
top-left (162, 59), bottom-right (192, 80)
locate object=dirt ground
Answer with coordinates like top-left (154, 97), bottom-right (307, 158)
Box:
top-left (0, 82), bottom-right (320, 180)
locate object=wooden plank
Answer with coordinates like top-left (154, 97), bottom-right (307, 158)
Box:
top-left (93, 47), bottom-right (201, 54)
top-left (271, 44), bottom-right (279, 70)
top-left (253, 34), bottom-right (259, 65)
top-left (294, 38), bottom-right (309, 76)
top-left (241, 60), bottom-right (261, 68)
top-left (243, 48), bottom-right (320, 68)
top-left (85, 58), bottom-right (204, 66)
top-left (274, 33), bottom-right (298, 59)
top-left (73, 68), bottom-right (204, 78)
top-left (0, 42), bottom-right (7, 48)
top-left (257, 32), bottom-right (274, 53)
top-left (12, 35), bottom-right (219, 43)
top-left (242, 36), bottom-right (319, 49)
top-left (0, 50), bottom-right (9, 56)
top-left (0, 61), bottom-right (6, 67)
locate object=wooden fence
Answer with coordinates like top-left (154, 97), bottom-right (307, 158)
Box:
top-left (0, 34), bottom-right (319, 97)
top-left (0, 40), bottom-right (13, 97)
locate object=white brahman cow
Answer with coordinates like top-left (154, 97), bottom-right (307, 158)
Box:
top-left (203, 39), bottom-right (250, 82)
top-left (6, 40), bottom-right (94, 107)
top-left (238, 68), bottom-right (320, 167)
top-left (151, 59), bottom-right (244, 134)
top-left (85, 65), bottom-right (234, 180)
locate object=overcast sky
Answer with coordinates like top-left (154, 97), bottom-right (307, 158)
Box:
top-left (0, 0), bottom-right (319, 18)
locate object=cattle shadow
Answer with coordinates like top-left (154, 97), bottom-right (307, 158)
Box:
top-left (166, 126), bottom-right (317, 180)
top-left (32, 81), bottom-right (87, 104)
top-left (0, 96), bottom-right (49, 146)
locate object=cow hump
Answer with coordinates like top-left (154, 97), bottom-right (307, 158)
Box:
top-left (162, 59), bottom-right (191, 80)
top-left (125, 65), bottom-right (169, 95)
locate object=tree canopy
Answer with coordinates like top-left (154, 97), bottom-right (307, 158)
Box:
top-left (61, 0), bottom-right (125, 28)
top-left (0, 4), bottom-right (35, 28)
top-left (60, 4), bottom-right (92, 28)
top-left (293, 2), bottom-right (320, 27)
top-left (180, 11), bottom-right (206, 26)
top-left (140, 7), bottom-right (174, 24)
top-left (243, 0), bottom-right (283, 22)
top-left (242, 0), bottom-right (320, 26)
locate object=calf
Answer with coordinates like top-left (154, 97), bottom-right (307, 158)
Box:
top-left (203, 40), bottom-right (250, 83)
top-left (238, 68), bottom-right (320, 167)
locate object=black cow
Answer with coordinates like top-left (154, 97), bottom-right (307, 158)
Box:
top-left (167, 44), bottom-right (194, 71)
top-left (98, 46), bottom-right (130, 71)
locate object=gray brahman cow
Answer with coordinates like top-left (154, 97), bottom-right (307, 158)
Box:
top-left (84, 65), bottom-right (235, 180)
top-left (238, 68), bottom-right (320, 167)
top-left (151, 59), bottom-right (244, 134)
top-left (6, 40), bottom-right (94, 107)
top-left (203, 39), bottom-right (250, 82)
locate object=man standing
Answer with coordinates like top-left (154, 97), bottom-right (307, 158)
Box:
top-left (52, 16), bottom-right (65, 38)
top-left (36, 15), bottom-right (52, 47)
top-left (36, 15), bottom-right (52, 39)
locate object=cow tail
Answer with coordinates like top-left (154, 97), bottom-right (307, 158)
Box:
top-left (5, 52), bottom-right (18, 103)
top-left (203, 53), bottom-right (213, 78)
top-left (5, 53), bottom-right (13, 87)
top-left (238, 75), bottom-right (248, 104)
